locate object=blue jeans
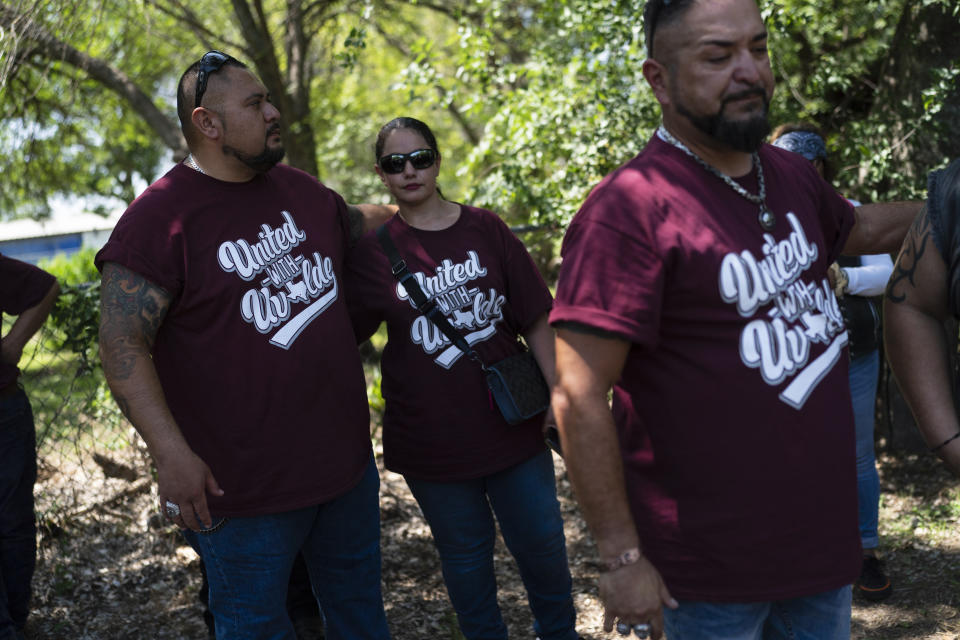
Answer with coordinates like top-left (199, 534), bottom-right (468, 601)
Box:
top-left (184, 454), bottom-right (389, 640)
top-left (850, 351), bottom-right (880, 550)
top-left (405, 450), bottom-right (577, 640)
top-left (663, 585), bottom-right (851, 639)
top-left (0, 388), bottom-right (36, 640)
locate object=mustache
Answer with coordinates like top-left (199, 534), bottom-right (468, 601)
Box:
top-left (722, 87), bottom-right (768, 107)
top-left (266, 123), bottom-right (282, 137)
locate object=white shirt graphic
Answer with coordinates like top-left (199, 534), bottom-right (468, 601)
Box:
top-left (217, 210), bottom-right (339, 349)
top-left (718, 212), bottom-right (847, 409)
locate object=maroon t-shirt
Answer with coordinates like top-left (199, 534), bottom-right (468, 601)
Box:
top-left (0, 254), bottom-right (57, 390)
top-left (346, 206), bottom-right (552, 480)
top-left (95, 163), bottom-right (371, 517)
top-left (551, 134), bottom-right (861, 602)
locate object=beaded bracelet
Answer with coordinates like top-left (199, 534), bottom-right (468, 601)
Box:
top-left (931, 431), bottom-right (960, 453)
top-left (601, 547), bottom-right (641, 573)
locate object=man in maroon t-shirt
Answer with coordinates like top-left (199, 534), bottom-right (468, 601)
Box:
top-left (1, 254), bottom-right (59, 640)
top-left (549, 1), bottom-right (918, 639)
top-left (96, 52), bottom-right (391, 639)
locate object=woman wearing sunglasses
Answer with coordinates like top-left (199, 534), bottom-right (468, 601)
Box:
top-left (345, 117), bottom-right (579, 640)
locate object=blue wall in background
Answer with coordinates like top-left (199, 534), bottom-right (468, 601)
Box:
top-left (0, 234), bottom-right (83, 264)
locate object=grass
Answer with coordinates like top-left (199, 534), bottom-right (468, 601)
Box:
top-left (878, 451), bottom-right (960, 548)
top-left (13, 326), bottom-right (128, 460)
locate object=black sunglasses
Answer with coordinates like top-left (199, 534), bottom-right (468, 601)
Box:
top-left (194, 50), bottom-right (236, 108)
top-left (378, 148), bottom-right (437, 174)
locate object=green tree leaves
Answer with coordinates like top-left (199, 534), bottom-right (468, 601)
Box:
top-left (1, 0), bottom-right (957, 230)
top-left (766, 0), bottom-right (960, 201)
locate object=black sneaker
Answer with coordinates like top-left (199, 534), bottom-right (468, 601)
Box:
top-left (857, 555), bottom-right (892, 601)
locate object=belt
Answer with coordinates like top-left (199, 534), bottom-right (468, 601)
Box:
top-left (0, 385), bottom-right (21, 398)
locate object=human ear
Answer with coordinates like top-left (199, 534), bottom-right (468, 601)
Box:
top-left (374, 164), bottom-right (387, 186)
top-left (191, 107), bottom-right (222, 141)
top-left (642, 58), bottom-right (671, 107)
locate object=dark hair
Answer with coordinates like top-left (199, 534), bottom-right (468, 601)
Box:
top-left (374, 117), bottom-right (440, 161)
top-left (929, 157), bottom-right (960, 245)
top-left (375, 117), bottom-right (446, 199)
top-left (770, 122), bottom-right (835, 182)
top-left (176, 53), bottom-right (247, 144)
top-left (644, 0), bottom-right (698, 59)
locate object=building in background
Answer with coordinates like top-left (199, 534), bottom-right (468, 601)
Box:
top-left (0, 211), bottom-right (120, 264)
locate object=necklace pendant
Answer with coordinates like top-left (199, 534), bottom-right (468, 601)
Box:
top-left (758, 208), bottom-right (776, 231)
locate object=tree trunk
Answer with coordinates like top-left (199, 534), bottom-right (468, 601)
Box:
top-left (866, 1), bottom-right (960, 189)
top-left (231, 0), bottom-right (319, 176)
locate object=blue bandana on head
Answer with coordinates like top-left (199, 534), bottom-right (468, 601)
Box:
top-left (771, 131), bottom-right (827, 162)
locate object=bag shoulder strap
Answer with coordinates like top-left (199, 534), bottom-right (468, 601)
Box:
top-left (375, 223), bottom-right (482, 365)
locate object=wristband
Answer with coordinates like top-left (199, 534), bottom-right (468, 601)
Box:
top-left (829, 263), bottom-right (849, 298)
top-left (931, 431), bottom-right (960, 453)
top-left (837, 267), bottom-right (849, 295)
top-left (601, 547), bottom-right (641, 573)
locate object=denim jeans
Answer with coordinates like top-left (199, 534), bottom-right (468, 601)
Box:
top-left (198, 552), bottom-right (323, 637)
top-left (184, 453), bottom-right (389, 640)
top-left (850, 351), bottom-right (880, 550)
top-left (405, 449), bottom-right (577, 640)
top-left (0, 388), bottom-right (36, 640)
top-left (663, 585), bottom-right (852, 639)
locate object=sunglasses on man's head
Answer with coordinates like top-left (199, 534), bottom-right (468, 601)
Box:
top-left (194, 50), bottom-right (237, 108)
top-left (378, 148), bottom-right (437, 174)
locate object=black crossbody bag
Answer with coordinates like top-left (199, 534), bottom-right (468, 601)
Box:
top-left (375, 224), bottom-right (550, 425)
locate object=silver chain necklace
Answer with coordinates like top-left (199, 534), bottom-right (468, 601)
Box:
top-left (186, 154), bottom-right (205, 175)
top-left (657, 126), bottom-right (776, 231)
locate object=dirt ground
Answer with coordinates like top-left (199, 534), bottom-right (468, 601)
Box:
top-left (21, 435), bottom-right (960, 640)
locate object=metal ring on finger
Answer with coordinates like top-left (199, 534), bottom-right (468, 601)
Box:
top-left (633, 623), bottom-right (652, 639)
top-left (164, 500), bottom-right (181, 519)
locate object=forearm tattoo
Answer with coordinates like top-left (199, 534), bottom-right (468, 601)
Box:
top-left (99, 263), bottom-right (170, 392)
top-left (886, 207), bottom-right (933, 304)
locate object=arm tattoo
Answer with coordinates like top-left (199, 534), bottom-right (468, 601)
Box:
top-left (99, 263), bottom-right (171, 384)
top-left (886, 206), bottom-right (933, 304)
top-left (112, 393), bottom-right (133, 419)
top-left (346, 205), bottom-right (364, 246)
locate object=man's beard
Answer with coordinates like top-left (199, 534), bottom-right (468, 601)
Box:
top-left (223, 124), bottom-right (285, 173)
top-left (676, 88), bottom-right (771, 153)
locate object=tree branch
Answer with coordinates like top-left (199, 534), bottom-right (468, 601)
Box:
top-left (145, 0), bottom-right (246, 53)
top-left (230, 0), bottom-right (287, 111)
top-left (0, 4), bottom-right (187, 157)
top-left (369, 20), bottom-right (481, 145)
top-left (302, 0), bottom-right (339, 25)
top-left (230, 0), bottom-right (318, 175)
top-left (284, 0), bottom-right (313, 114)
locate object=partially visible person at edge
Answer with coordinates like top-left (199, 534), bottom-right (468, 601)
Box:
top-left (95, 50), bottom-right (394, 640)
top-left (771, 123), bottom-right (894, 603)
top-left (344, 117), bottom-right (579, 640)
top-left (0, 256), bottom-right (59, 640)
top-left (885, 158), bottom-right (960, 474)
top-left (548, 1), bottom-right (919, 639)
